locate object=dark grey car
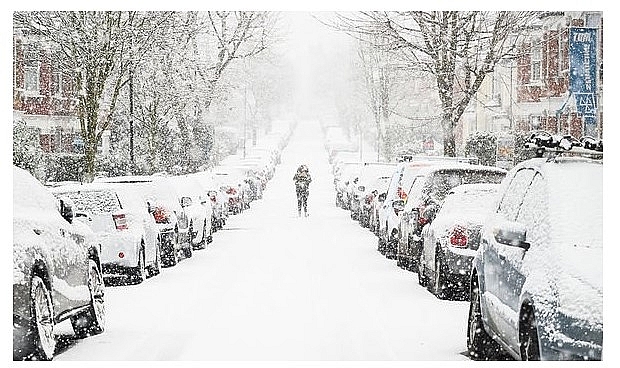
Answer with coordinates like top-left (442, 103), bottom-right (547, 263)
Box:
top-left (13, 166), bottom-right (105, 360)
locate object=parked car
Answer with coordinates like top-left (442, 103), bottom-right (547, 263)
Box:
top-left (467, 155), bottom-right (603, 361)
top-left (333, 162), bottom-right (361, 209)
top-left (377, 159), bottom-right (442, 258)
top-left (95, 175), bottom-right (191, 267)
top-left (349, 163), bottom-right (397, 225)
top-left (190, 171), bottom-right (228, 231)
top-left (51, 182), bottom-right (160, 285)
top-left (212, 169), bottom-right (246, 215)
top-left (396, 164), bottom-right (506, 270)
top-left (168, 174), bottom-right (214, 250)
top-left (13, 166), bottom-right (105, 360)
top-left (417, 183), bottom-right (500, 300)
top-left (368, 176), bottom-right (392, 235)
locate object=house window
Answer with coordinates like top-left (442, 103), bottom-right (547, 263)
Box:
top-left (23, 43), bottom-right (40, 94)
top-left (51, 51), bottom-right (65, 97)
top-left (531, 39), bottom-right (542, 82)
top-left (492, 71), bottom-right (502, 104)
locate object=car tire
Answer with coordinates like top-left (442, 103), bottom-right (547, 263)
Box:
top-left (417, 255), bottom-right (427, 287)
top-left (71, 259), bottom-right (106, 339)
top-left (129, 247), bottom-right (146, 285)
top-left (195, 221), bottom-right (207, 250)
top-left (23, 275), bottom-right (56, 361)
top-left (185, 224), bottom-right (194, 258)
top-left (164, 229), bottom-right (179, 267)
top-left (433, 251), bottom-right (448, 299)
top-left (149, 242), bottom-right (161, 277)
top-left (520, 307), bottom-right (541, 361)
top-left (467, 277), bottom-right (501, 360)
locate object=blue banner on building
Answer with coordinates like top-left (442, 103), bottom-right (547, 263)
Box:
top-left (569, 27), bottom-right (598, 136)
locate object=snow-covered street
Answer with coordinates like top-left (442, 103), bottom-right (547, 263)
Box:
top-left (52, 120), bottom-right (471, 361)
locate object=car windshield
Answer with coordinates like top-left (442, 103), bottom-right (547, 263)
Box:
top-left (439, 190), bottom-right (497, 216)
top-left (426, 169), bottom-right (505, 203)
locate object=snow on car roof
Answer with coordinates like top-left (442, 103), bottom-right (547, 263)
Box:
top-left (14, 166), bottom-right (59, 218)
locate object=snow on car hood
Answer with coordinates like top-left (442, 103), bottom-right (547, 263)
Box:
top-left (546, 161), bottom-right (603, 325)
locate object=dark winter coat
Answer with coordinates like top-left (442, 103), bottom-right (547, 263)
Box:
top-left (293, 171), bottom-right (312, 195)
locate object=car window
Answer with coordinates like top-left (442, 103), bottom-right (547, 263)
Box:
top-left (497, 168), bottom-right (535, 221)
top-left (59, 189), bottom-right (121, 214)
top-left (515, 173), bottom-right (548, 246)
top-left (439, 190), bottom-right (497, 216)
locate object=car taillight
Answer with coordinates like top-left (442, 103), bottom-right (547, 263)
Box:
top-left (365, 194), bottom-right (374, 204)
top-left (449, 225), bottom-right (468, 248)
top-left (417, 206), bottom-right (427, 227)
top-left (226, 187), bottom-right (237, 195)
top-left (112, 213), bottom-right (128, 230)
top-left (397, 187), bottom-right (407, 200)
top-left (152, 207), bottom-right (170, 224)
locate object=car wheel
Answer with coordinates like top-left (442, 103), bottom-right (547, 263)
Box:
top-left (377, 230), bottom-right (385, 253)
top-left (520, 307), bottom-right (541, 361)
top-left (195, 221), bottom-right (207, 250)
top-left (184, 223), bottom-right (194, 258)
top-left (71, 259), bottom-right (106, 338)
top-left (25, 275), bottom-right (56, 360)
top-left (129, 247), bottom-right (146, 284)
top-left (417, 255), bottom-right (427, 287)
top-left (149, 241), bottom-right (162, 277)
top-left (433, 250), bottom-right (450, 299)
top-left (207, 220), bottom-right (214, 244)
top-left (164, 229), bottom-right (179, 267)
top-left (467, 277), bottom-right (501, 360)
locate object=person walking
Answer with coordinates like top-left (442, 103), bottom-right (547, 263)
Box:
top-left (293, 164), bottom-right (312, 217)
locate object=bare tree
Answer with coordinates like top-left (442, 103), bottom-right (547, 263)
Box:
top-left (199, 11), bottom-right (279, 111)
top-left (334, 11), bottom-right (537, 156)
top-left (14, 11), bottom-right (175, 181)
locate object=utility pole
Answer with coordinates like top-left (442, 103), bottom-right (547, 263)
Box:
top-left (243, 57), bottom-right (248, 159)
top-left (129, 68), bottom-right (134, 173)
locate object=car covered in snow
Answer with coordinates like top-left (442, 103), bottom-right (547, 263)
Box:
top-left (13, 166), bottom-right (105, 360)
top-left (168, 174), bottom-right (214, 250)
top-left (467, 155), bottom-right (603, 361)
top-left (417, 183), bottom-right (500, 300)
top-left (349, 163), bottom-right (397, 226)
top-left (51, 182), bottom-right (161, 285)
top-left (396, 163), bottom-right (506, 269)
top-left (94, 175), bottom-right (192, 267)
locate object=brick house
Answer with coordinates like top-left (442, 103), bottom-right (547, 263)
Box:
top-left (13, 26), bottom-right (110, 156)
top-left (461, 11), bottom-right (603, 155)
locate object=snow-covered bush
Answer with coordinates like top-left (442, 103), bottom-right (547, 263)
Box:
top-left (13, 120), bottom-right (42, 176)
top-left (464, 131), bottom-right (497, 166)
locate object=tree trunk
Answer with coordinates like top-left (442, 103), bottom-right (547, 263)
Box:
top-left (442, 115), bottom-right (456, 157)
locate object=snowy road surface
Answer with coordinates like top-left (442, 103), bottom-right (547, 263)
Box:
top-left (55, 120), bottom-right (471, 361)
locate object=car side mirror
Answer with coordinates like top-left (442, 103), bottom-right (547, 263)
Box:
top-left (422, 203), bottom-right (438, 223)
top-left (180, 196), bottom-right (193, 208)
top-left (493, 221), bottom-right (530, 251)
top-left (74, 211), bottom-right (92, 222)
top-left (59, 198), bottom-right (74, 224)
